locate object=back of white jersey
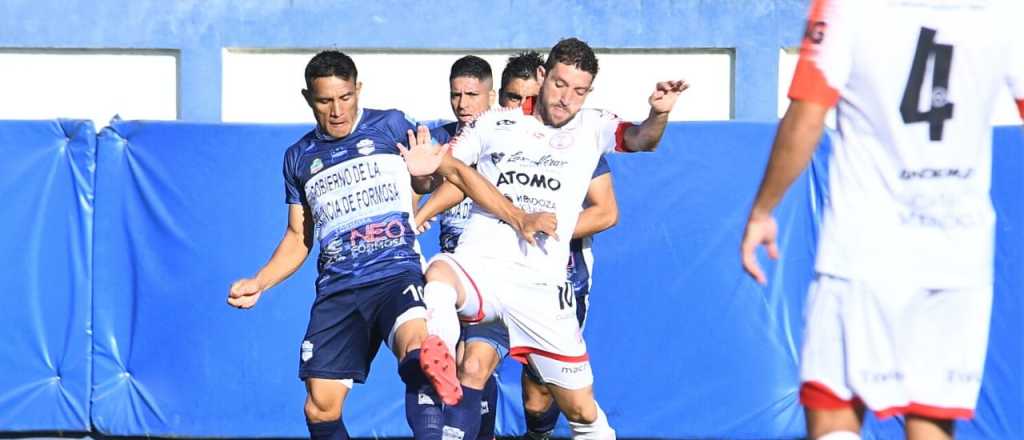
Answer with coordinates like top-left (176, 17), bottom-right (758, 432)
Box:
top-left (790, 0), bottom-right (1024, 286)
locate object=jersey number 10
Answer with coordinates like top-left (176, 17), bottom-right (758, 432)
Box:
top-left (900, 27), bottom-right (955, 142)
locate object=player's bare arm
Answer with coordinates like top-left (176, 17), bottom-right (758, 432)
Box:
top-left (439, 155), bottom-right (558, 245)
top-left (622, 80), bottom-right (690, 151)
top-left (740, 99), bottom-right (829, 285)
top-left (410, 170), bottom-right (444, 194)
top-left (414, 180), bottom-right (466, 232)
top-left (399, 125), bottom-right (557, 245)
top-left (572, 172), bottom-right (618, 239)
top-left (227, 203), bottom-right (314, 308)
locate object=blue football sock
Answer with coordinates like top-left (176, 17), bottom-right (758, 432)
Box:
top-left (307, 419), bottom-right (349, 440)
top-left (443, 385), bottom-right (484, 440)
top-left (399, 349), bottom-right (444, 440)
top-left (476, 375), bottom-right (498, 440)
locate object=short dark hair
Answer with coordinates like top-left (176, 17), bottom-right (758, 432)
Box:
top-left (544, 38), bottom-right (598, 77)
top-left (500, 51), bottom-right (545, 89)
top-left (304, 50), bottom-right (358, 90)
top-left (449, 55), bottom-right (492, 83)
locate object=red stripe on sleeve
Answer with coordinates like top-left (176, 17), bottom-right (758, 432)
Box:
top-left (788, 0), bottom-right (840, 107)
top-left (789, 59), bottom-right (840, 107)
top-left (1016, 99), bottom-right (1024, 121)
top-left (613, 122), bottom-right (635, 152)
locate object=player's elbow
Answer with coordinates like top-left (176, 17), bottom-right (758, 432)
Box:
top-left (411, 175), bottom-right (438, 194)
top-left (623, 125), bottom-right (663, 152)
top-left (600, 207), bottom-right (619, 231)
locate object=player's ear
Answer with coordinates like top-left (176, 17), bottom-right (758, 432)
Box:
top-left (489, 89), bottom-right (497, 108)
top-left (536, 65), bottom-right (546, 83)
top-left (301, 89), bottom-right (312, 106)
top-left (355, 81), bottom-right (363, 96)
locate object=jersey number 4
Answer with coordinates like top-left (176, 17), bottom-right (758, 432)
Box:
top-left (900, 27), bottom-right (955, 142)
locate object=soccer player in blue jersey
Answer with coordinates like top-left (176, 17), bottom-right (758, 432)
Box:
top-left (429, 55), bottom-right (496, 253)
top-left (225, 51), bottom-right (541, 440)
top-left (417, 50), bottom-right (620, 440)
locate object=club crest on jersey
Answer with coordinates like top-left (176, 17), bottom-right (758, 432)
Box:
top-left (496, 119), bottom-right (516, 130)
top-left (357, 138), bottom-right (375, 155)
top-left (549, 132), bottom-right (574, 150)
top-left (310, 158), bottom-right (324, 174)
top-left (490, 152), bottom-right (506, 165)
top-left (597, 109), bottom-right (620, 121)
top-left (532, 131), bottom-right (546, 140)
top-left (301, 340), bottom-right (314, 362)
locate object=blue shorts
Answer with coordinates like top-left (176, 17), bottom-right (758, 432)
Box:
top-left (465, 280), bottom-right (590, 362)
top-left (462, 321), bottom-right (511, 358)
top-left (298, 271), bottom-right (426, 383)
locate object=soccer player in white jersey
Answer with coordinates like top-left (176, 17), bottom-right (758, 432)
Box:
top-left (417, 51), bottom-right (620, 440)
top-left (399, 38), bottom-right (688, 440)
top-left (740, 1), bottom-right (1024, 439)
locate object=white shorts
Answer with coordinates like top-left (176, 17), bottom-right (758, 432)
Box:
top-left (800, 274), bottom-right (992, 420)
top-left (429, 251), bottom-right (593, 390)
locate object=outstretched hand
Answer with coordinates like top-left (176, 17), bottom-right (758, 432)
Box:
top-left (740, 213), bottom-right (779, 285)
top-left (398, 125), bottom-right (449, 177)
top-left (649, 80), bottom-right (690, 115)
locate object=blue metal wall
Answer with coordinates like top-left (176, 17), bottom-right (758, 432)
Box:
top-left (2, 119), bottom-right (1021, 438)
top-left (0, 0), bottom-right (810, 121)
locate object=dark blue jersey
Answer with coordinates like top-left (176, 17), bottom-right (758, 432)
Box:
top-left (283, 108), bottom-right (422, 294)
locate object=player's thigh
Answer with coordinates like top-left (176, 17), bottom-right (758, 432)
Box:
top-left (504, 280), bottom-right (588, 377)
top-left (521, 367), bottom-right (554, 413)
top-left (424, 254), bottom-right (470, 307)
top-left (300, 289), bottom-right (376, 383)
top-left (896, 282), bottom-right (992, 416)
top-left (905, 415), bottom-right (953, 440)
top-left (545, 382), bottom-right (597, 422)
top-left (365, 271), bottom-right (428, 359)
top-left (800, 275), bottom-right (857, 406)
top-left (430, 251), bottom-right (505, 323)
top-left (460, 322), bottom-right (507, 380)
top-left (304, 377), bottom-right (353, 420)
top-left (804, 406), bottom-right (863, 440)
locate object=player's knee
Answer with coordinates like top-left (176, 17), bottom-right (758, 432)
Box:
top-left (424, 260), bottom-right (457, 285)
top-left (457, 352), bottom-right (494, 388)
top-left (304, 394), bottom-right (342, 423)
top-left (560, 399), bottom-right (598, 424)
top-left (524, 400), bottom-right (552, 416)
top-left (522, 388), bottom-right (553, 414)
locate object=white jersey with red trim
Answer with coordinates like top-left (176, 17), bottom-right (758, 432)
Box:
top-left (450, 107), bottom-right (632, 282)
top-left (790, 0), bottom-right (1024, 287)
